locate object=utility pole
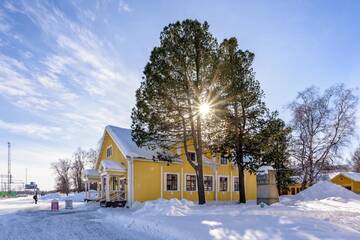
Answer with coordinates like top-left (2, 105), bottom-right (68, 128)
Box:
top-left (8, 142), bottom-right (11, 193)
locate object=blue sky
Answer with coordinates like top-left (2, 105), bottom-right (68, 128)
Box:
top-left (0, 0), bottom-right (359, 190)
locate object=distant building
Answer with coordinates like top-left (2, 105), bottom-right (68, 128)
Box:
top-left (25, 181), bottom-right (38, 190)
top-left (330, 172), bottom-right (360, 194)
top-left (285, 164), bottom-right (353, 195)
top-left (0, 174), bottom-right (25, 192)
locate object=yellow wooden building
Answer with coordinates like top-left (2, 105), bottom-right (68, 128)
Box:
top-left (330, 172), bottom-right (360, 193)
top-left (85, 125), bottom-right (257, 207)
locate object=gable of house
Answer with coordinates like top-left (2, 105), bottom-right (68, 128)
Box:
top-left (331, 172), bottom-right (360, 193)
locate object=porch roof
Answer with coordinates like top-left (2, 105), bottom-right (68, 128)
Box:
top-left (84, 169), bottom-right (100, 177)
top-left (101, 159), bottom-right (127, 172)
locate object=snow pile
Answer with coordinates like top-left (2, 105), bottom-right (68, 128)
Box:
top-left (133, 198), bottom-right (194, 216)
top-left (291, 181), bottom-right (360, 202)
top-left (41, 190), bottom-right (96, 202)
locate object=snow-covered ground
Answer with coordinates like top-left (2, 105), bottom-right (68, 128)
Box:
top-left (40, 190), bottom-right (97, 202)
top-left (102, 181), bottom-right (360, 240)
top-left (1, 181), bottom-right (359, 240)
top-left (0, 195), bottom-right (154, 240)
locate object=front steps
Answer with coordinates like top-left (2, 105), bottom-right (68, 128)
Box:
top-left (100, 200), bottom-right (127, 208)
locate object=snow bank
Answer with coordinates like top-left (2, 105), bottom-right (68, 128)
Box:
top-left (291, 181), bottom-right (360, 202)
top-left (133, 198), bottom-right (194, 216)
top-left (41, 190), bottom-right (96, 202)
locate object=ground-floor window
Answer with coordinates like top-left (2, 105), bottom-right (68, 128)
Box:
top-left (233, 177), bottom-right (239, 192)
top-left (166, 173), bottom-right (178, 191)
top-left (186, 174), bottom-right (197, 191)
top-left (204, 176), bottom-right (213, 191)
top-left (219, 176), bottom-right (228, 192)
top-left (291, 188), bottom-right (295, 195)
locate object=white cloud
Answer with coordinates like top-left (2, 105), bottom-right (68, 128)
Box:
top-left (118, 1), bottom-right (133, 12)
top-left (37, 75), bottom-right (64, 91)
top-left (0, 1), bottom-right (140, 189)
top-left (0, 120), bottom-right (61, 140)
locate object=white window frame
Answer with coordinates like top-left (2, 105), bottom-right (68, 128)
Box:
top-left (203, 175), bottom-right (214, 192)
top-left (220, 155), bottom-right (228, 165)
top-left (184, 173), bottom-right (197, 192)
top-left (186, 151), bottom-right (196, 162)
top-left (106, 145), bottom-right (113, 158)
top-left (233, 176), bottom-right (239, 192)
top-left (218, 175), bottom-right (229, 192)
top-left (164, 172), bottom-right (180, 192)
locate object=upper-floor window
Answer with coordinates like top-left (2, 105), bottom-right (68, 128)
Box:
top-left (186, 174), bottom-right (197, 191)
top-left (106, 146), bottom-right (112, 158)
top-left (166, 173), bottom-right (178, 191)
top-left (220, 155), bottom-right (229, 165)
top-left (204, 176), bottom-right (213, 191)
top-left (219, 176), bottom-right (228, 192)
top-left (187, 152), bottom-right (196, 162)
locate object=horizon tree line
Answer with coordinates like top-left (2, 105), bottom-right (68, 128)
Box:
top-left (51, 148), bottom-right (97, 195)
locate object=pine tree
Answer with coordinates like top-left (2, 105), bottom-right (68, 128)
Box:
top-left (213, 37), bottom-right (267, 203)
top-left (131, 20), bottom-right (218, 204)
top-left (256, 113), bottom-right (292, 195)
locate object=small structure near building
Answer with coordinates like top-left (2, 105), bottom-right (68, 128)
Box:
top-left (65, 199), bottom-right (73, 209)
top-left (51, 200), bottom-right (59, 211)
top-left (330, 172), bottom-right (360, 194)
top-left (256, 166), bottom-right (279, 205)
top-left (83, 169), bottom-right (100, 202)
top-left (287, 176), bottom-right (304, 195)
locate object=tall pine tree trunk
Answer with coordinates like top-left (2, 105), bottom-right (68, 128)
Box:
top-left (196, 168), bottom-right (206, 204)
top-left (238, 164), bottom-right (246, 203)
top-left (195, 115), bottom-right (206, 204)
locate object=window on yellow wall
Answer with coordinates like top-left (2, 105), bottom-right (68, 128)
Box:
top-left (219, 177), bottom-right (228, 191)
top-left (106, 146), bottom-right (112, 158)
top-left (233, 177), bottom-right (239, 192)
top-left (166, 174), bottom-right (178, 191)
top-left (204, 176), bottom-right (213, 191)
top-left (220, 155), bottom-right (228, 165)
top-left (186, 175), bottom-right (196, 191)
top-left (186, 152), bottom-right (196, 162)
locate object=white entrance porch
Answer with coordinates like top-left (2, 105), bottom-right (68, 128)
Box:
top-left (99, 160), bottom-right (127, 207)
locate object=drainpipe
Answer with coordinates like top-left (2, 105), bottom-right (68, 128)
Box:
top-left (215, 169), bottom-right (218, 201)
top-left (230, 171), bottom-right (233, 201)
top-left (127, 157), bottom-right (134, 207)
top-left (181, 168), bottom-right (184, 199)
top-left (160, 165), bottom-right (163, 199)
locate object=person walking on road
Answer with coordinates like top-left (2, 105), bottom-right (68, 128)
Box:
top-left (33, 192), bottom-right (38, 204)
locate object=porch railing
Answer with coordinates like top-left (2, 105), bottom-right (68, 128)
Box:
top-left (110, 190), bottom-right (126, 201)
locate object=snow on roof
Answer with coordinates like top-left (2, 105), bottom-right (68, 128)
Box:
top-left (257, 165), bottom-right (274, 175)
top-left (101, 160), bottom-right (127, 172)
top-left (332, 172), bottom-right (360, 182)
top-left (106, 125), bottom-right (158, 160)
top-left (290, 176), bottom-right (302, 184)
top-left (84, 169), bottom-right (99, 177)
top-left (105, 125), bottom-right (181, 162)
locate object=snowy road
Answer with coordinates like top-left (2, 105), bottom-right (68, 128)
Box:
top-left (0, 197), bottom-right (152, 240)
